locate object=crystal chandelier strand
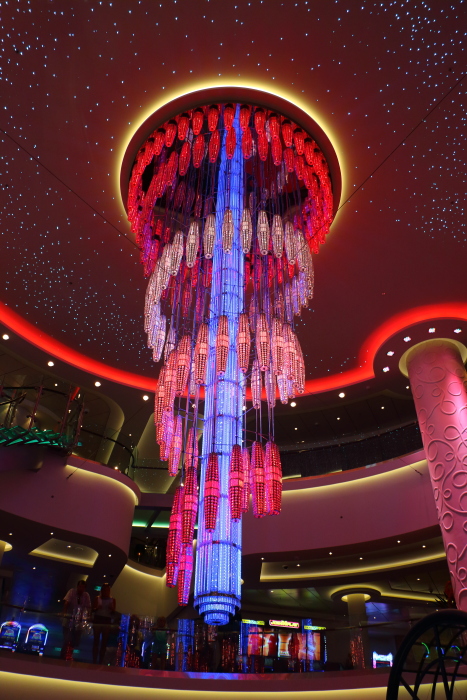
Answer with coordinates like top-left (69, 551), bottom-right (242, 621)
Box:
top-left (194, 106), bottom-right (244, 626)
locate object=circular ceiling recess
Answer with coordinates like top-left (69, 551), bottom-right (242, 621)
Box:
top-left (120, 87), bottom-right (342, 215)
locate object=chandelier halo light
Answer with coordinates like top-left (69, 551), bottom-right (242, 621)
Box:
top-left (123, 88), bottom-right (340, 625)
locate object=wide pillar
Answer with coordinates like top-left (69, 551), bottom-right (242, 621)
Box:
top-left (403, 339), bottom-right (467, 611)
top-left (345, 593), bottom-right (371, 669)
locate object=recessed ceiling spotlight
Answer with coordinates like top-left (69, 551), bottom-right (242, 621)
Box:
top-left (403, 336), bottom-right (411, 342)
top-left (417, 578), bottom-right (420, 581)
top-left (406, 386), bottom-right (410, 390)
top-left (337, 417), bottom-right (341, 420)
top-left (2, 334), bottom-right (9, 340)
top-left (296, 564), bottom-right (301, 567)
top-left (338, 392), bottom-right (345, 398)
top-left (142, 395), bottom-right (149, 401)
top-left (294, 427), bottom-right (298, 430)
top-left (383, 367), bottom-right (390, 372)
top-left (54, 383), bottom-right (58, 387)
top-left (386, 351), bottom-right (394, 356)
top-left (290, 401), bottom-right (297, 407)
top-left (47, 360), bottom-right (55, 367)
top-left (114, 466), bottom-right (119, 470)
top-left (329, 552), bottom-right (332, 555)
top-left (397, 540), bottom-right (401, 543)
top-left (359, 557), bottom-right (363, 560)
top-left (454, 328), bottom-right (461, 334)
top-left (261, 557), bottom-right (264, 561)
top-left (428, 328), bottom-right (435, 333)
top-left (422, 545), bottom-right (426, 548)
top-left (381, 406), bottom-right (385, 410)
top-left (94, 381), bottom-right (101, 387)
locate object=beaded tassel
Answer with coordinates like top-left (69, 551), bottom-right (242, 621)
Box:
top-left (255, 313), bottom-right (271, 372)
top-left (241, 208), bottom-right (253, 254)
top-left (241, 447), bottom-right (251, 513)
top-left (194, 323), bottom-right (209, 385)
top-left (251, 358), bottom-right (262, 410)
top-left (175, 335), bottom-right (192, 396)
top-left (265, 441), bottom-right (282, 516)
top-left (186, 221), bottom-right (200, 268)
top-left (228, 444), bottom-right (244, 521)
top-left (222, 208), bottom-right (234, 253)
top-left (236, 313), bottom-right (251, 374)
top-left (216, 315), bottom-right (229, 377)
top-left (204, 453), bottom-right (220, 531)
top-left (182, 465), bottom-right (198, 545)
top-left (257, 210), bottom-right (270, 256)
top-left (177, 544), bottom-right (194, 606)
top-left (251, 442), bottom-right (267, 518)
top-left (166, 486), bottom-right (183, 587)
top-left (168, 414), bottom-right (183, 476)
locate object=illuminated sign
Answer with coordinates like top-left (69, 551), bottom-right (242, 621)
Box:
top-left (304, 625), bottom-right (326, 631)
top-left (241, 619), bottom-right (265, 626)
top-left (269, 619), bottom-right (300, 629)
top-left (372, 652), bottom-right (393, 669)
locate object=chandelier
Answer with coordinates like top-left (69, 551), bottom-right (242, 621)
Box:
top-left (125, 96), bottom-right (336, 625)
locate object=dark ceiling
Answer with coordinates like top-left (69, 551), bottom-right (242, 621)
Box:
top-left (1, 0), bottom-right (466, 441)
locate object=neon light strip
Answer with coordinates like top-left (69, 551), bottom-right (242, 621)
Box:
top-left (2, 300), bottom-right (467, 394)
top-left (269, 619), bottom-right (300, 629)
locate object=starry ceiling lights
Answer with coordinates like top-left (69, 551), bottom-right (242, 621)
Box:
top-left (126, 100), bottom-right (335, 624)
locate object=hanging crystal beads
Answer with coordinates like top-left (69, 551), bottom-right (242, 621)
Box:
top-left (126, 100), bottom-right (335, 625)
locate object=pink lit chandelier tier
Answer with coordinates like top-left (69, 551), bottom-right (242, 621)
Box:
top-left (126, 101), bottom-right (334, 623)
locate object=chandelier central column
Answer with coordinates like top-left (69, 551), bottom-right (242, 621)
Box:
top-left (194, 108), bottom-right (244, 625)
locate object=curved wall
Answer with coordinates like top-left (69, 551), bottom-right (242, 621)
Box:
top-left (0, 447), bottom-right (139, 565)
top-left (243, 450), bottom-right (438, 556)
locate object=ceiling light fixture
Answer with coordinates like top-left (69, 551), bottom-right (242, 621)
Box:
top-left (125, 96), bottom-right (338, 626)
top-left (2, 333), bottom-right (9, 340)
top-left (47, 360), bottom-right (54, 367)
top-left (383, 366), bottom-right (390, 372)
top-left (142, 395), bottom-right (149, 401)
top-left (290, 401), bottom-right (297, 407)
top-left (403, 336), bottom-right (411, 342)
top-left (338, 392), bottom-right (345, 398)
top-left (454, 328), bottom-right (462, 334)
top-left (428, 328), bottom-right (435, 333)
top-left (94, 381), bottom-right (101, 387)
top-left (386, 351), bottom-right (394, 356)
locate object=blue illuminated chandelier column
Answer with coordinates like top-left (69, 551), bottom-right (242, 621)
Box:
top-left (194, 109), bottom-right (244, 625)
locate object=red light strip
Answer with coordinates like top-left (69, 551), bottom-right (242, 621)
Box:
top-left (1, 300), bottom-right (466, 394)
top-left (0, 301), bottom-right (157, 392)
